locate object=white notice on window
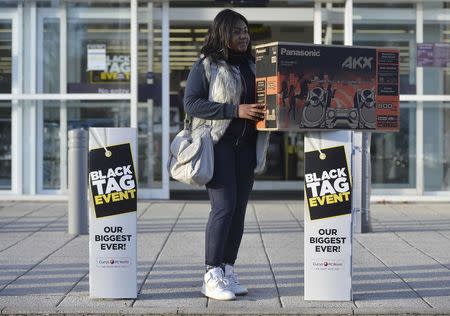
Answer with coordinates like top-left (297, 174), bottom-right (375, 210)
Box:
top-left (87, 44), bottom-right (107, 71)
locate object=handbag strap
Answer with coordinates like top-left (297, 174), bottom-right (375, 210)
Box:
top-left (184, 113), bottom-right (213, 131)
top-left (184, 113), bottom-right (193, 130)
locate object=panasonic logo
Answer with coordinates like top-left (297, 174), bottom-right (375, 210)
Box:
top-left (280, 48), bottom-right (321, 57)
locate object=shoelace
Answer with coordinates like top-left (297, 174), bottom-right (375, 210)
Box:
top-left (227, 272), bottom-right (240, 285)
top-left (210, 274), bottom-right (230, 289)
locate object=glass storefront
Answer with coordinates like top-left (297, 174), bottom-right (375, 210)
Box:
top-left (66, 12), bottom-right (130, 94)
top-left (352, 4), bottom-right (418, 190)
top-left (353, 4), bottom-right (416, 94)
top-left (43, 103), bottom-right (60, 190)
top-left (371, 103), bottom-right (416, 189)
top-left (0, 20), bottom-right (12, 190)
top-left (169, 1), bottom-right (313, 7)
top-left (137, 1), bottom-right (164, 190)
top-left (424, 102), bottom-right (450, 191)
top-left (0, 105), bottom-right (11, 190)
top-left (0, 21), bottom-right (11, 94)
top-left (0, 0), bottom-right (449, 198)
top-left (42, 18), bottom-right (60, 93)
top-left (32, 1), bottom-right (165, 196)
top-left (423, 3), bottom-right (450, 95)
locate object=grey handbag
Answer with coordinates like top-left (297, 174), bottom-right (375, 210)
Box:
top-left (167, 116), bottom-right (214, 186)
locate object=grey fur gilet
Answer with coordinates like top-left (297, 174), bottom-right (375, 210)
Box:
top-left (191, 57), bottom-right (270, 174)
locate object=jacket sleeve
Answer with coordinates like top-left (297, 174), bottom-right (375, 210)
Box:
top-left (183, 59), bottom-right (238, 120)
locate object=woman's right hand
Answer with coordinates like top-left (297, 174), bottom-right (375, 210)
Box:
top-left (238, 104), bottom-right (266, 121)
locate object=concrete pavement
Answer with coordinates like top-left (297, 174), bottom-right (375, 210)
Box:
top-left (1, 200), bottom-right (450, 315)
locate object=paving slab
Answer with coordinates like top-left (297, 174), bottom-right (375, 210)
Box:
top-left (134, 202), bottom-right (207, 310)
top-left (0, 201), bottom-right (450, 315)
top-left (395, 231), bottom-right (450, 266)
top-left (352, 240), bottom-right (428, 310)
top-left (0, 202), bottom-right (50, 229)
top-left (356, 232), bottom-right (450, 310)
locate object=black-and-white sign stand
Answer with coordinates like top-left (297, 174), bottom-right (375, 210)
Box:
top-left (88, 128), bottom-right (138, 298)
top-left (304, 131), bottom-right (353, 301)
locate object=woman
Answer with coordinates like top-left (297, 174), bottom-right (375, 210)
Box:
top-left (184, 9), bottom-right (270, 301)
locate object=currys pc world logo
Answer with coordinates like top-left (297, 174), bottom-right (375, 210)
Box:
top-left (312, 259), bottom-right (344, 271)
top-left (342, 56), bottom-right (373, 70)
top-left (97, 257), bottom-right (131, 268)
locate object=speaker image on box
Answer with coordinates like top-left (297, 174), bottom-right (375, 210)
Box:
top-left (325, 107), bottom-right (359, 129)
top-left (300, 87), bottom-right (327, 128)
top-left (355, 88), bottom-right (376, 129)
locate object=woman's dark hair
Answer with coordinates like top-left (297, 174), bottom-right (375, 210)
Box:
top-left (201, 9), bottom-right (253, 62)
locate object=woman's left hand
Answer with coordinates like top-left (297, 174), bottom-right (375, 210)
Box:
top-left (238, 104), bottom-right (266, 121)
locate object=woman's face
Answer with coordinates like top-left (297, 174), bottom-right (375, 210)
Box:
top-left (228, 19), bottom-right (250, 53)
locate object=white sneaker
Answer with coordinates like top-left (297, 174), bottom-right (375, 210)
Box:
top-left (224, 264), bottom-right (248, 296)
top-left (201, 267), bottom-right (236, 301)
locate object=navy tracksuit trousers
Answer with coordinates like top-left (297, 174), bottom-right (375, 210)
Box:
top-left (205, 135), bottom-right (256, 266)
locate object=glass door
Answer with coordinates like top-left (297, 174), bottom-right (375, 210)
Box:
top-left (36, 2), bottom-right (170, 199)
top-left (137, 1), bottom-right (169, 199)
top-left (0, 10), bottom-right (19, 194)
top-left (0, 18), bottom-right (12, 189)
top-left (36, 9), bottom-right (61, 193)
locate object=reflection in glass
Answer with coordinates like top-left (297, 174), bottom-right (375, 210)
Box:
top-left (0, 22), bottom-right (12, 189)
top-left (371, 104), bottom-right (416, 188)
top-left (354, 6), bottom-right (416, 94)
top-left (424, 103), bottom-right (450, 191)
top-left (67, 101), bottom-right (130, 129)
top-left (170, 1), bottom-right (311, 7)
top-left (0, 21), bottom-right (12, 94)
top-left (67, 5), bottom-right (130, 94)
top-left (138, 1), bottom-right (163, 189)
top-left (43, 19), bottom-right (60, 93)
top-left (138, 103), bottom-right (162, 188)
top-left (322, 2), bottom-right (344, 45)
top-left (42, 102), bottom-right (130, 190)
top-left (423, 3), bottom-right (450, 95)
top-left (0, 105), bottom-right (11, 189)
top-left (43, 104), bottom-right (60, 189)
top-left (255, 132), bottom-right (305, 181)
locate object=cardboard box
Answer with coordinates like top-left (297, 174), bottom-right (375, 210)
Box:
top-left (255, 42), bottom-right (400, 132)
